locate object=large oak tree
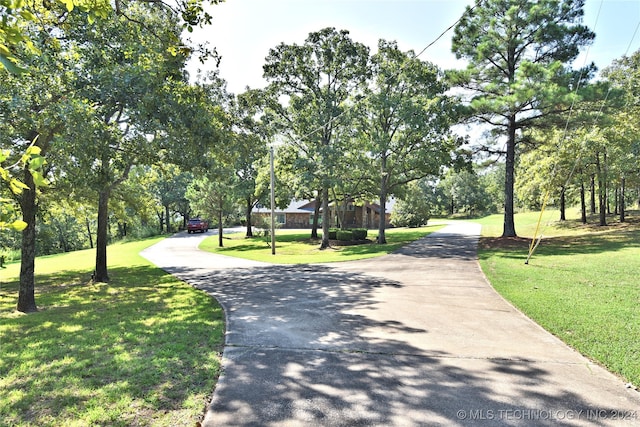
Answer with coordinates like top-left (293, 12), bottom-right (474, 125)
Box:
top-left (357, 40), bottom-right (461, 244)
top-left (263, 27), bottom-right (370, 249)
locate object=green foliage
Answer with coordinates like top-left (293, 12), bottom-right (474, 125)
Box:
top-left (187, 173), bottom-right (235, 222)
top-left (600, 51), bottom-right (640, 215)
top-left (450, 0), bottom-right (595, 237)
top-left (391, 182), bottom-right (431, 227)
top-left (328, 228), bottom-right (338, 239)
top-left (351, 228), bottom-right (367, 240)
top-left (0, 144), bottom-right (48, 232)
top-left (0, 0), bottom-right (220, 74)
top-left (438, 168), bottom-right (493, 216)
top-left (36, 209), bottom-right (89, 255)
top-left (336, 230), bottom-right (353, 241)
top-left (356, 39), bottom-right (460, 242)
top-left (263, 27), bottom-right (371, 247)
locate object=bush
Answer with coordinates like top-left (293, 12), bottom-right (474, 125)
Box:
top-left (336, 230), bottom-right (354, 241)
top-left (351, 228), bottom-right (367, 240)
top-left (391, 196), bottom-right (430, 228)
top-left (328, 228), bottom-right (338, 239)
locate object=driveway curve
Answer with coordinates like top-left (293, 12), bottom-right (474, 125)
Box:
top-left (141, 223), bottom-right (640, 426)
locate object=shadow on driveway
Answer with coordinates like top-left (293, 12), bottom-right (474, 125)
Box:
top-left (142, 225), bottom-right (640, 426)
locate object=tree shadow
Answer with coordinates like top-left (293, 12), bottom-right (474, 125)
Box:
top-left (393, 231), bottom-right (480, 261)
top-left (161, 262), bottom-right (621, 426)
top-left (479, 227), bottom-right (640, 260)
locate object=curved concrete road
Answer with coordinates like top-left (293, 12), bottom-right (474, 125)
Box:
top-left (141, 223), bottom-right (640, 426)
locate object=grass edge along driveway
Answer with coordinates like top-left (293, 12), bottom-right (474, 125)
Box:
top-left (475, 210), bottom-right (640, 390)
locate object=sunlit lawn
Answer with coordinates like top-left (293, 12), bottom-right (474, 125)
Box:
top-left (474, 209), bottom-right (640, 388)
top-left (200, 224), bottom-right (446, 264)
top-left (3, 209), bottom-right (639, 426)
top-left (0, 238), bottom-right (224, 427)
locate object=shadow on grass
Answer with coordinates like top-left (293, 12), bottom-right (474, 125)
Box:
top-left (479, 225), bottom-right (640, 261)
top-left (0, 265), bottom-right (224, 426)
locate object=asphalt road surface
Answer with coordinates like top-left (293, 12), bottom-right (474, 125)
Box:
top-left (141, 223), bottom-right (640, 426)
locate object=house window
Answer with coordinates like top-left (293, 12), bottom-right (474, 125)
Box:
top-left (276, 214), bottom-right (286, 224)
top-left (310, 214), bottom-right (322, 225)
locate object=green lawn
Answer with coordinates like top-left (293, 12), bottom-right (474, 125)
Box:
top-left (200, 224), bottom-right (446, 263)
top-left (3, 213), bottom-right (638, 425)
top-left (0, 238), bottom-right (224, 427)
top-left (0, 225), bottom-right (443, 425)
top-left (475, 210), bottom-right (640, 388)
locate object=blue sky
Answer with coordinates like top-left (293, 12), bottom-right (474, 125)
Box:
top-left (190, 0), bottom-right (640, 94)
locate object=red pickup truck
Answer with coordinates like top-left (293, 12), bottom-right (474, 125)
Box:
top-left (187, 218), bottom-right (208, 233)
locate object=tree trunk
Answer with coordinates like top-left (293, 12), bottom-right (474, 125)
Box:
top-left (502, 117), bottom-right (517, 237)
top-left (17, 166), bottom-right (38, 313)
top-left (156, 210), bottom-right (164, 232)
top-left (377, 155), bottom-right (389, 244)
top-left (311, 196), bottom-right (320, 239)
top-left (596, 154), bottom-right (606, 227)
top-left (164, 205), bottom-right (171, 233)
top-left (117, 222), bottom-right (125, 238)
top-left (580, 180), bottom-right (587, 224)
top-left (378, 190), bottom-right (388, 245)
top-left (58, 223), bottom-right (69, 252)
top-left (245, 197), bottom-right (253, 237)
top-left (590, 174), bottom-right (596, 214)
top-left (218, 208), bottom-right (223, 248)
top-left (86, 217), bottom-right (94, 248)
top-left (604, 151), bottom-right (610, 215)
top-left (94, 189), bottom-right (110, 282)
top-left (320, 187), bottom-right (331, 249)
top-left (620, 176), bottom-right (626, 223)
top-left (559, 186), bottom-right (566, 221)
top-left (336, 195), bottom-right (348, 230)
top-left (362, 201), bottom-right (368, 229)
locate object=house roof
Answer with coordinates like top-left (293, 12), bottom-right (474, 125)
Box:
top-left (255, 198), bottom-right (395, 215)
top-left (369, 198), bottom-right (395, 214)
top-left (254, 199), bottom-right (315, 214)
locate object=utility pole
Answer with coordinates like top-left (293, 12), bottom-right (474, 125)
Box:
top-left (270, 145), bottom-right (276, 255)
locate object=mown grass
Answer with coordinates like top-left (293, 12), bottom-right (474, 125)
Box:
top-left (474, 209), bottom-right (640, 388)
top-left (0, 237), bottom-right (224, 426)
top-left (200, 224), bottom-right (446, 263)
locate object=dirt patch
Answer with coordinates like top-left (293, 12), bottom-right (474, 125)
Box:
top-left (479, 236), bottom-right (530, 250)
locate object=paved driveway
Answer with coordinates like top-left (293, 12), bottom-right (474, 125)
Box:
top-left (141, 224), bottom-right (640, 426)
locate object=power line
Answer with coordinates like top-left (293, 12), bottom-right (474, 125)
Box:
top-left (526, 0), bottom-right (640, 264)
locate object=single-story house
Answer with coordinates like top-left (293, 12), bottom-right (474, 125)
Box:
top-left (254, 199), bottom-right (394, 229)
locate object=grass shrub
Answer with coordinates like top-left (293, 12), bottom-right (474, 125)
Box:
top-left (328, 229), bottom-right (338, 239)
top-left (0, 248), bottom-right (20, 264)
top-left (336, 230), bottom-right (354, 241)
top-left (351, 228), bottom-right (367, 240)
